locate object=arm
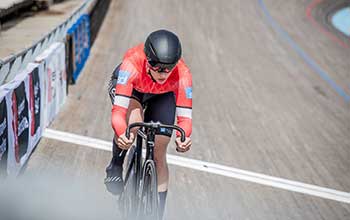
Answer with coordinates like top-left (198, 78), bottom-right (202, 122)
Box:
top-left (174, 71), bottom-right (192, 152)
top-left (111, 62), bottom-right (135, 137)
top-left (175, 72), bottom-right (192, 138)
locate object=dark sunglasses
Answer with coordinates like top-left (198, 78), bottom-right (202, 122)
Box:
top-left (147, 60), bottom-right (176, 73)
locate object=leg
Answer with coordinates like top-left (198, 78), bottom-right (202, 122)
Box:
top-left (105, 98), bottom-right (144, 195)
top-left (143, 92), bottom-right (175, 219)
top-left (111, 97), bottom-right (144, 162)
top-left (154, 135), bottom-right (170, 220)
top-left (144, 92), bottom-right (175, 191)
top-left (154, 135), bottom-right (171, 192)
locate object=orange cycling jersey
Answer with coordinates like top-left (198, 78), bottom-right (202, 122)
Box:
top-left (112, 44), bottom-right (192, 138)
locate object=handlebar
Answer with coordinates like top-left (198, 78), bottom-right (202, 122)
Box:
top-left (126, 122), bottom-right (186, 142)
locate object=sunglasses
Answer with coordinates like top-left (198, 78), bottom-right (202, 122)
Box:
top-left (147, 60), bottom-right (176, 73)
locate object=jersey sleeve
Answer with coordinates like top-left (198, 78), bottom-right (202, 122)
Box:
top-left (174, 71), bottom-right (192, 137)
top-left (111, 61), bottom-right (136, 137)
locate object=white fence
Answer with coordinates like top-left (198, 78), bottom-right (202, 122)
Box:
top-left (0, 0), bottom-right (91, 85)
top-left (0, 42), bottom-right (67, 176)
top-left (0, 0), bottom-right (97, 177)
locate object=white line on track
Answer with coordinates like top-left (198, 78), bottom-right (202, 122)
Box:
top-left (43, 128), bottom-right (350, 204)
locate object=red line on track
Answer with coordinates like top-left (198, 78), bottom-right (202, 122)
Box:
top-left (306, 0), bottom-right (349, 48)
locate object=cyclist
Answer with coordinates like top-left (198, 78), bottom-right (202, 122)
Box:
top-left (105, 29), bottom-right (192, 219)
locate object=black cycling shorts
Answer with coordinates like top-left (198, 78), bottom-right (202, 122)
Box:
top-left (108, 64), bottom-right (175, 137)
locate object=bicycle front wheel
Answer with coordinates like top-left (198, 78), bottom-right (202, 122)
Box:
top-left (120, 145), bottom-right (139, 220)
top-left (137, 160), bottom-right (159, 220)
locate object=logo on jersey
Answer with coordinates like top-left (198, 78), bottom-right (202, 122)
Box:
top-left (117, 70), bottom-right (130, 85)
top-left (185, 87), bottom-right (192, 99)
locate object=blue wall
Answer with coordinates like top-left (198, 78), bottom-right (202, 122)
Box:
top-left (67, 15), bottom-right (91, 83)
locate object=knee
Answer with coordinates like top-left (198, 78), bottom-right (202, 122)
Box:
top-left (154, 135), bottom-right (170, 165)
top-left (155, 135), bottom-right (171, 147)
top-left (154, 155), bottom-right (167, 167)
top-left (154, 149), bottom-right (168, 171)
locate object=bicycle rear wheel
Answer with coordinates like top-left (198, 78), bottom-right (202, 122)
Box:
top-left (137, 160), bottom-right (159, 220)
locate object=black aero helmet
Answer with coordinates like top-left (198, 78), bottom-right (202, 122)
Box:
top-left (144, 29), bottom-right (182, 71)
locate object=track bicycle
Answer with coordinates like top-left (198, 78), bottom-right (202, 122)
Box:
top-left (119, 121), bottom-right (186, 220)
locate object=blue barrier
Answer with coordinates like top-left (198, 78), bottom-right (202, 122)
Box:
top-left (67, 14), bottom-right (91, 83)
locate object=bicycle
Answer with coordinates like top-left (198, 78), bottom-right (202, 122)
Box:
top-left (119, 121), bottom-right (186, 220)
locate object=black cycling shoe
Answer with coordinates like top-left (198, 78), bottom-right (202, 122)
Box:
top-left (104, 164), bottom-right (124, 195)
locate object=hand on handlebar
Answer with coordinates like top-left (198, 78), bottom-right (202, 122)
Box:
top-left (117, 133), bottom-right (135, 150)
top-left (125, 122), bottom-right (188, 152)
top-left (175, 136), bottom-right (192, 153)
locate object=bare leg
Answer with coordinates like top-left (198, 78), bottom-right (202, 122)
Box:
top-left (154, 135), bottom-right (171, 192)
top-left (154, 135), bottom-right (171, 219)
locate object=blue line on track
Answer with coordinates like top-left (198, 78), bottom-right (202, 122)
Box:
top-left (257, 0), bottom-right (350, 102)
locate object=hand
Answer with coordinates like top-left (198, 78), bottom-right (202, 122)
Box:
top-left (175, 137), bottom-right (192, 153)
top-left (116, 133), bottom-right (135, 150)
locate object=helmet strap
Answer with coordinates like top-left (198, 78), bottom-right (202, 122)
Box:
top-left (147, 69), bottom-right (157, 83)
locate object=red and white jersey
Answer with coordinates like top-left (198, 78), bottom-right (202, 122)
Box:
top-left (112, 44), bottom-right (192, 137)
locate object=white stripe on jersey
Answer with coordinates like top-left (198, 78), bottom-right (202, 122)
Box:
top-left (113, 95), bottom-right (130, 108)
top-left (176, 107), bottom-right (192, 119)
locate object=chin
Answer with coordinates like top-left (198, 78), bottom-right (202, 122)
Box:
top-left (156, 79), bottom-right (167, 84)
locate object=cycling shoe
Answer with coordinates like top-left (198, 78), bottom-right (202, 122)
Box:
top-left (104, 164), bottom-right (124, 195)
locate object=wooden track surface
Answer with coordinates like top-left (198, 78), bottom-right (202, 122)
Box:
top-left (16, 0), bottom-right (350, 219)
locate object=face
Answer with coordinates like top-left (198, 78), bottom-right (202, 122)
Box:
top-left (147, 63), bottom-right (173, 84)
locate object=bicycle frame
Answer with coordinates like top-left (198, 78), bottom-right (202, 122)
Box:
top-left (124, 121), bottom-right (186, 182)
top-left (121, 122), bottom-right (186, 220)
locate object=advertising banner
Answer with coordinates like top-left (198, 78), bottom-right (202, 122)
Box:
top-left (67, 14), bottom-right (90, 83)
top-left (0, 86), bottom-right (15, 176)
top-left (26, 63), bottom-right (45, 153)
top-left (52, 42), bottom-right (67, 110)
top-left (46, 45), bottom-right (59, 126)
top-left (0, 47), bottom-right (62, 177)
top-left (0, 92), bottom-right (9, 177)
top-left (36, 48), bottom-right (52, 128)
top-left (11, 80), bottom-right (30, 166)
top-left (59, 43), bottom-right (67, 106)
top-left (36, 43), bottom-right (59, 127)
top-left (2, 62), bottom-right (45, 176)
top-left (66, 33), bottom-right (74, 85)
top-left (29, 67), bottom-right (41, 143)
top-left (2, 70), bottom-right (31, 176)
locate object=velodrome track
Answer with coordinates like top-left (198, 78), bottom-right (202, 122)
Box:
top-left (5, 0), bottom-right (350, 219)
